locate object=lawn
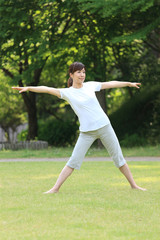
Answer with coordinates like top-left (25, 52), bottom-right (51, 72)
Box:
top-left (0, 161), bottom-right (160, 240)
top-left (0, 144), bottom-right (160, 159)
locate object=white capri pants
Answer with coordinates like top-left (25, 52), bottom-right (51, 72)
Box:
top-left (66, 124), bottom-right (126, 170)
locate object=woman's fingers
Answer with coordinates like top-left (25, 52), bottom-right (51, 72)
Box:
top-left (19, 89), bottom-right (25, 93)
top-left (135, 83), bottom-right (141, 88)
top-left (12, 87), bottom-right (22, 91)
top-left (12, 87), bottom-right (22, 93)
top-left (130, 83), bottom-right (141, 88)
top-left (12, 87), bottom-right (19, 90)
top-left (12, 87), bottom-right (27, 93)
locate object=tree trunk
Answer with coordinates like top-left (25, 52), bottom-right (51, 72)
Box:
top-left (20, 88), bottom-right (38, 140)
top-left (96, 89), bottom-right (107, 113)
top-left (127, 87), bottom-right (133, 98)
top-left (2, 59), bottom-right (46, 141)
top-left (27, 97), bottom-right (38, 140)
top-left (18, 66), bottom-right (45, 140)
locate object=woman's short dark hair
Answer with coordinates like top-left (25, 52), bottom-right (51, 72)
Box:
top-left (68, 62), bottom-right (85, 87)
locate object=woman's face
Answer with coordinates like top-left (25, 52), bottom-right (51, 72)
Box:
top-left (70, 68), bottom-right (86, 85)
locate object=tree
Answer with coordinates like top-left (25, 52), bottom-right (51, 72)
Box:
top-left (1, 0), bottom-right (159, 143)
top-left (0, 71), bottom-right (26, 142)
top-left (76, 0), bottom-right (160, 43)
top-left (0, 0), bottom-right (79, 139)
top-left (73, 0), bottom-right (160, 108)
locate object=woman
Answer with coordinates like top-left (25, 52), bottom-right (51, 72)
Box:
top-left (12, 62), bottom-right (146, 193)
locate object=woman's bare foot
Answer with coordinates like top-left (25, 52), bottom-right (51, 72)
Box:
top-left (43, 187), bottom-right (59, 194)
top-left (43, 166), bottom-right (74, 194)
top-left (132, 185), bottom-right (147, 191)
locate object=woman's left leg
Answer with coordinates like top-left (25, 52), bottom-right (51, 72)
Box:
top-left (99, 124), bottom-right (146, 191)
top-left (119, 163), bottom-right (146, 190)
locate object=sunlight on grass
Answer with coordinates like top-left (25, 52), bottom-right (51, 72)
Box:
top-left (131, 165), bottom-right (160, 169)
top-left (111, 182), bottom-right (128, 187)
top-left (31, 174), bottom-right (59, 180)
top-left (1, 161), bottom-right (160, 240)
top-left (137, 177), bottom-right (160, 183)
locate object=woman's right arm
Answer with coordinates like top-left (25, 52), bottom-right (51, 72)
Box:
top-left (12, 86), bottom-right (61, 98)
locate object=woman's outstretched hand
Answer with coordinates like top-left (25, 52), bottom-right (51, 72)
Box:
top-left (12, 87), bottom-right (28, 93)
top-left (129, 82), bottom-right (141, 89)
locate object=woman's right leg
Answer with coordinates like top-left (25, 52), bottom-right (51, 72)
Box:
top-left (44, 132), bottom-right (96, 194)
top-left (44, 165), bottom-right (74, 194)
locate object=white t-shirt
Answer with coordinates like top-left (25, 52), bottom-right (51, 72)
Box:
top-left (60, 81), bottom-right (110, 132)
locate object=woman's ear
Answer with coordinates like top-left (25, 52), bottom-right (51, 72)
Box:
top-left (70, 72), bottom-right (73, 79)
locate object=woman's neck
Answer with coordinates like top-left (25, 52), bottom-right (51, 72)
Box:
top-left (72, 83), bottom-right (83, 89)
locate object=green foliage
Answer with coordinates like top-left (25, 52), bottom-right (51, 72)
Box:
top-left (146, 95), bottom-right (160, 145)
top-left (0, 0), bottom-right (84, 139)
top-left (0, 71), bottom-right (27, 140)
top-left (76, 0), bottom-right (160, 43)
top-left (107, 88), bottom-right (129, 115)
top-left (38, 118), bottom-right (79, 146)
top-left (0, 0), bottom-right (72, 84)
top-left (109, 84), bottom-right (160, 146)
top-left (17, 129), bottom-right (28, 141)
top-left (120, 134), bottom-right (146, 147)
top-left (112, 16), bottom-right (160, 43)
top-left (0, 0), bottom-right (159, 143)
top-left (107, 41), bottom-right (160, 112)
top-left (76, 0), bottom-right (155, 16)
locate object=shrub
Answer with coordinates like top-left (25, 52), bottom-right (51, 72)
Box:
top-left (146, 95), bottom-right (160, 145)
top-left (109, 84), bottom-right (160, 146)
top-left (17, 129), bottom-right (28, 141)
top-left (120, 133), bottom-right (147, 147)
top-left (38, 118), bottom-right (79, 146)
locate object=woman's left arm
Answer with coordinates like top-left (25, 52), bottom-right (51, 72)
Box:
top-left (101, 81), bottom-right (141, 90)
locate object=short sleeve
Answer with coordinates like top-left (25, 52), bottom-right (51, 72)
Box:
top-left (85, 81), bottom-right (102, 92)
top-left (59, 88), bottom-right (68, 100)
top-left (94, 82), bottom-right (102, 91)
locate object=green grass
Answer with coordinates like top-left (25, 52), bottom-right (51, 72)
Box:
top-left (0, 161), bottom-right (160, 240)
top-left (0, 145), bottom-right (160, 159)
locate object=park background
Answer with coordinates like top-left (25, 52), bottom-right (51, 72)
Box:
top-left (0, 0), bottom-right (160, 149)
top-left (0, 1), bottom-right (160, 240)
